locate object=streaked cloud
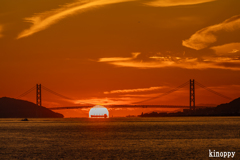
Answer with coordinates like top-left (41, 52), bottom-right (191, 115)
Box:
top-left (121, 93), bottom-right (164, 97)
top-left (73, 97), bottom-right (133, 105)
top-left (145, 0), bottom-right (215, 7)
top-left (17, 0), bottom-right (135, 39)
top-left (99, 52), bottom-right (140, 62)
top-left (98, 53), bottom-right (240, 70)
top-left (211, 43), bottom-right (240, 56)
top-left (104, 86), bottom-right (166, 94)
top-left (182, 15), bottom-right (240, 50)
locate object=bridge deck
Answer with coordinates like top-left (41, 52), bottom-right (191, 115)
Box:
top-left (48, 105), bottom-right (212, 110)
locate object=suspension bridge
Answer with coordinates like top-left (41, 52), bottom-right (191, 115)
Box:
top-left (16, 79), bottom-right (232, 112)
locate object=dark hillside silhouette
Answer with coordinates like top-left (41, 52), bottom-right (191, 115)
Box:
top-left (139, 97), bottom-right (240, 117)
top-left (0, 97), bottom-right (63, 118)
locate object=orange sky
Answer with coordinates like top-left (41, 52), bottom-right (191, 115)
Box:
top-left (1, 0), bottom-right (240, 117)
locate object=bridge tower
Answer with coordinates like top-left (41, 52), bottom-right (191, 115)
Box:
top-left (36, 84), bottom-right (41, 106)
top-left (36, 84), bottom-right (41, 117)
top-left (190, 79), bottom-right (195, 111)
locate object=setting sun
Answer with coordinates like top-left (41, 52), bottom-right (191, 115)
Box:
top-left (89, 105), bottom-right (109, 118)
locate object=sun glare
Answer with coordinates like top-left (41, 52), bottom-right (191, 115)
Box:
top-left (89, 105), bottom-right (109, 118)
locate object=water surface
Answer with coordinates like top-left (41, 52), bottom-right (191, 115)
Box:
top-left (0, 117), bottom-right (239, 159)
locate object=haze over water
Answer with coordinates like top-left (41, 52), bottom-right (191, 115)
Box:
top-left (0, 117), bottom-right (239, 159)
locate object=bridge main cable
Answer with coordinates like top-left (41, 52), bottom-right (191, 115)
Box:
top-left (48, 105), bottom-right (195, 110)
top-left (132, 81), bottom-right (189, 104)
top-left (16, 86), bottom-right (35, 98)
top-left (41, 85), bottom-right (95, 105)
top-left (195, 81), bottom-right (232, 100)
top-left (41, 85), bottom-right (74, 100)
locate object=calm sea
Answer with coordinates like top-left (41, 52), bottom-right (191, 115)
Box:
top-left (0, 117), bottom-right (239, 159)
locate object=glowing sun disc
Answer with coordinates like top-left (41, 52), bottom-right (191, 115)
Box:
top-left (89, 105), bottom-right (109, 118)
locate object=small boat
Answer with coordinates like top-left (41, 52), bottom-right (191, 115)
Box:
top-left (21, 118), bottom-right (28, 121)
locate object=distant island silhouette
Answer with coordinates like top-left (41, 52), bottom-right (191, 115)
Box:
top-left (139, 97), bottom-right (240, 117)
top-left (0, 97), bottom-right (63, 118)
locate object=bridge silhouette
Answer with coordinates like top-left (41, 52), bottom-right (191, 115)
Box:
top-left (16, 79), bottom-right (232, 112)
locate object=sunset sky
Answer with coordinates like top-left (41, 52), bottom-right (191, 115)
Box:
top-left (1, 0), bottom-right (240, 117)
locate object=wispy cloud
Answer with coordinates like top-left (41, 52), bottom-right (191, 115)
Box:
top-left (17, 0), bottom-right (134, 39)
top-left (211, 43), bottom-right (240, 56)
top-left (73, 97), bottom-right (133, 105)
top-left (99, 52), bottom-right (140, 62)
top-left (145, 0), bottom-right (215, 7)
top-left (182, 15), bottom-right (240, 50)
top-left (17, 0), bottom-right (217, 39)
top-left (98, 53), bottom-right (240, 70)
top-left (104, 86), bottom-right (166, 94)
